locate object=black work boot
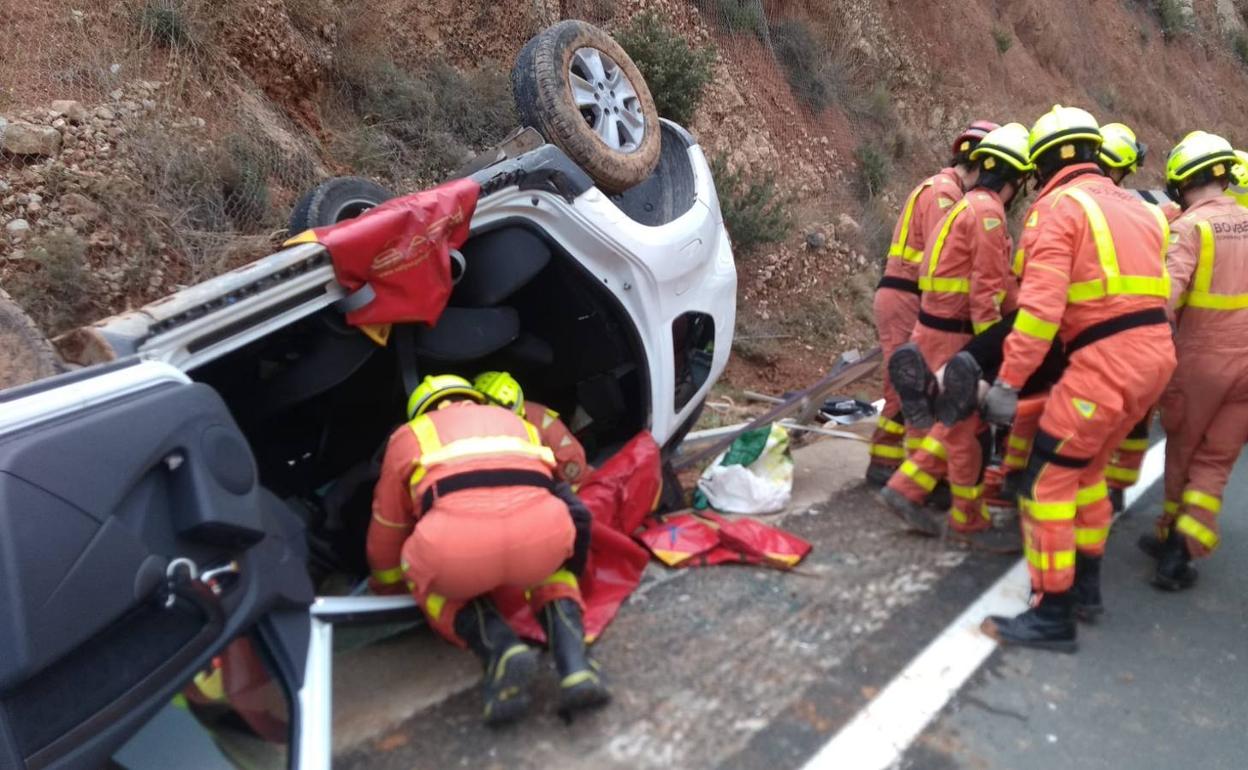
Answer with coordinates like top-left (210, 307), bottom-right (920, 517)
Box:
top-left (865, 462), bottom-right (897, 488)
top-left (982, 591), bottom-right (1078, 653)
top-left (1071, 554), bottom-right (1103, 622)
top-left (935, 351), bottom-right (983, 426)
top-left (454, 599), bottom-right (540, 726)
top-left (1153, 531), bottom-right (1199, 591)
top-left (926, 480), bottom-right (953, 512)
top-left (889, 342), bottom-right (938, 430)
top-left (879, 486), bottom-right (942, 536)
top-left (541, 599), bottom-right (610, 718)
top-left (1137, 532), bottom-right (1165, 560)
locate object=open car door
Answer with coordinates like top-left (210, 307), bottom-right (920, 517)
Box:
top-left (0, 361), bottom-right (316, 770)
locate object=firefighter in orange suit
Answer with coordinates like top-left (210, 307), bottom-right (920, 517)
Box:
top-left (880, 123), bottom-right (1032, 536)
top-left (474, 371), bottom-right (588, 487)
top-left (981, 106), bottom-right (1176, 652)
top-left (1139, 132), bottom-right (1248, 591)
top-left (866, 120), bottom-right (1000, 486)
top-left (367, 375), bottom-right (609, 725)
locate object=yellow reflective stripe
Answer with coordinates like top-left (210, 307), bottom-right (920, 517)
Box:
top-left (1163, 499), bottom-right (1180, 515)
top-left (1182, 489), bottom-right (1222, 513)
top-left (1063, 188), bottom-right (1120, 278)
top-left (424, 593), bottom-right (447, 620)
top-left (900, 460), bottom-right (938, 492)
top-left (1008, 435), bottom-right (1031, 451)
top-left (919, 199), bottom-right (971, 291)
top-left (1076, 481), bottom-right (1109, 506)
top-left (538, 568), bottom-right (579, 591)
top-left (904, 436), bottom-right (924, 451)
top-left (524, 420), bottom-right (543, 446)
top-left (878, 415), bottom-right (906, 435)
top-left (1012, 246), bottom-right (1025, 276)
top-left (973, 319), bottom-right (997, 335)
top-left (918, 276), bottom-right (971, 292)
top-left (409, 416), bottom-right (444, 485)
top-left (1004, 455), bottom-right (1027, 469)
top-left (1060, 187), bottom-right (1170, 302)
top-left (371, 566), bottom-right (405, 585)
top-left (950, 483), bottom-right (983, 500)
top-left (1184, 222), bottom-right (1248, 308)
top-left (1014, 309), bottom-right (1059, 341)
top-left (1075, 527), bottom-right (1109, 547)
top-left (919, 435), bottom-right (948, 460)
top-left (1105, 466), bottom-right (1140, 483)
top-left (889, 181), bottom-right (933, 261)
top-left (415, 436), bottom-right (556, 478)
top-left (1175, 515), bottom-right (1219, 549)
top-left (1146, 201), bottom-right (1172, 289)
top-left (1119, 438), bottom-right (1150, 452)
top-left (1025, 544), bottom-right (1076, 572)
top-left (1020, 497), bottom-right (1076, 521)
top-left (869, 444), bottom-right (907, 460)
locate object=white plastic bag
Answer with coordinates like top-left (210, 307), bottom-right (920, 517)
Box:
top-left (695, 423), bottom-right (794, 514)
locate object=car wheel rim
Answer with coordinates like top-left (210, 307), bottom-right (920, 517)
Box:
top-left (569, 47), bottom-right (645, 153)
top-left (334, 198), bottom-right (380, 222)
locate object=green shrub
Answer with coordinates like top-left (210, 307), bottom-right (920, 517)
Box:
top-left (616, 12), bottom-right (717, 125)
top-left (219, 134), bottom-right (273, 232)
top-left (855, 143), bottom-right (890, 200)
top-left (772, 20), bottom-right (831, 112)
top-left (992, 25), bottom-right (1013, 53)
top-left (1233, 31), bottom-right (1248, 66)
top-left (709, 153), bottom-right (793, 256)
top-left (7, 230), bottom-right (98, 335)
top-left (698, 0), bottom-right (767, 38)
top-left (1155, 0), bottom-right (1187, 41)
top-left (138, 0), bottom-right (194, 48)
top-left (329, 55), bottom-right (515, 184)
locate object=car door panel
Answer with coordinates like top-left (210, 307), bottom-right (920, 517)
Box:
top-left (0, 367), bottom-right (314, 770)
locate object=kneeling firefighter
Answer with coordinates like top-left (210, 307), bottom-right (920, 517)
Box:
top-left (366, 374), bottom-right (608, 725)
top-left (474, 370), bottom-right (589, 487)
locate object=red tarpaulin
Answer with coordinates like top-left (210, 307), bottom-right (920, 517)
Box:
top-left (286, 178), bottom-right (480, 332)
top-left (495, 432), bottom-right (661, 643)
top-left (637, 510), bottom-right (812, 571)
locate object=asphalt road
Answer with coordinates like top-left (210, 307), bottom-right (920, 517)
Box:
top-left (902, 448), bottom-right (1248, 770)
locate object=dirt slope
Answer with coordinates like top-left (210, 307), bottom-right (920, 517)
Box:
top-left (4, 0), bottom-right (1248, 392)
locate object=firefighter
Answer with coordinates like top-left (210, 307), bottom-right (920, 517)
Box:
top-left (367, 374), bottom-right (609, 724)
top-left (879, 123), bottom-right (1033, 536)
top-left (1227, 149), bottom-right (1248, 208)
top-left (980, 106), bottom-right (1176, 652)
top-left (474, 370), bottom-right (588, 487)
top-left (897, 121), bottom-right (1156, 511)
top-left (1138, 132), bottom-right (1248, 591)
top-left (866, 120), bottom-right (1000, 487)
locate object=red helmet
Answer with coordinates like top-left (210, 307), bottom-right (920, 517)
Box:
top-left (951, 120), bottom-right (1001, 158)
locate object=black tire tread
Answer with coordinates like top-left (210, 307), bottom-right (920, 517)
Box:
top-left (287, 177), bottom-right (396, 234)
top-left (0, 287), bottom-right (63, 390)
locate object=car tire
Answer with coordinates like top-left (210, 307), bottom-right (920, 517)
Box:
top-left (287, 177), bottom-right (396, 234)
top-left (0, 287), bottom-right (63, 390)
top-left (512, 20), bottom-right (661, 193)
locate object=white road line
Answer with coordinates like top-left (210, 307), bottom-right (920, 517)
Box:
top-left (801, 439), bottom-right (1168, 770)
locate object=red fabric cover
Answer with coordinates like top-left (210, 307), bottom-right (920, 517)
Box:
top-left (495, 432), bottom-right (660, 642)
top-left (636, 510), bottom-right (812, 570)
top-left (308, 178), bottom-right (479, 327)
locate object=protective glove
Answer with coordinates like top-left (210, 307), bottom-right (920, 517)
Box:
top-left (982, 380), bottom-right (1019, 426)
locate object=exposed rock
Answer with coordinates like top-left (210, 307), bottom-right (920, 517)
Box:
top-left (5, 219), bottom-right (31, 240)
top-left (1, 122), bottom-right (62, 156)
top-left (60, 192), bottom-right (102, 221)
top-left (50, 100), bottom-right (89, 124)
top-left (805, 231), bottom-right (828, 250)
top-left (94, 106), bottom-right (115, 121)
top-left (837, 214), bottom-right (862, 237)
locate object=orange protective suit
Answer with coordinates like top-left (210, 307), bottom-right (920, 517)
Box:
top-left (869, 168), bottom-right (966, 473)
top-left (888, 189), bottom-right (1015, 530)
top-left (999, 164), bottom-right (1176, 593)
top-left (367, 401), bottom-right (578, 645)
top-left (525, 400), bottom-right (588, 486)
top-left (1156, 195), bottom-right (1248, 557)
top-left (1105, 411), bottom-right (1152, 491)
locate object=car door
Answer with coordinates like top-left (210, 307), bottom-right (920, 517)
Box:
top-left (0, 360), bottom-right (315, 770)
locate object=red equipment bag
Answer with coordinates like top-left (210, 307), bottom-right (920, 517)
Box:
top-left (286, 178), bottom-right (480, 330)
